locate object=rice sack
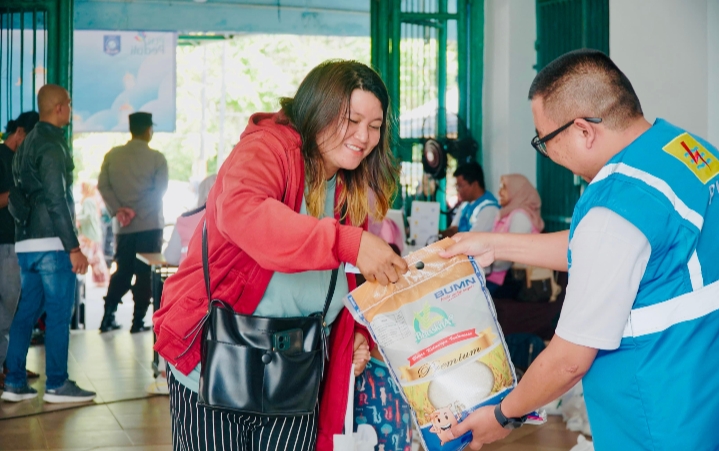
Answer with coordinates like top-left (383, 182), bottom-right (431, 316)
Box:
top-left (344, 239), bottom-right (544, 451)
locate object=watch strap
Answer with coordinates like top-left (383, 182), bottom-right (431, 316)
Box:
top-left (494, 402), bottom-right (527, 429)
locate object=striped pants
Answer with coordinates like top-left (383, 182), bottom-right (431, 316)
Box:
top-left (168, 370), bottom-right (318, 451)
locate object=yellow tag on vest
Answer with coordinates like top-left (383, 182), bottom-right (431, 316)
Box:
top-left (663, 133), bottom-right (719, 184)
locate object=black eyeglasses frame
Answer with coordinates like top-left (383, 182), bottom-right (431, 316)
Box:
top-left (531, 117), bottom-right (603, 157)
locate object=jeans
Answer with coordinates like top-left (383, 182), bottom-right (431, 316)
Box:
top-left (5, 251), bottom-right (76, 389)
top-left (0, 244), bottom-right (21, 367)
top-left (104, 229), bottom-right (162, 326)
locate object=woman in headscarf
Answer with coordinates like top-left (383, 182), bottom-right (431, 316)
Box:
top-left (485, 174), bottom-right (544, 296)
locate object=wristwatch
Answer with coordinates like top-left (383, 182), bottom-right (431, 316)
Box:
top-left (494, 402), bottom-right (527, 429)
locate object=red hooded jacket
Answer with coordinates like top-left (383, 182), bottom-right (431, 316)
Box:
top-left (153, 112), bottom-right (370, 449)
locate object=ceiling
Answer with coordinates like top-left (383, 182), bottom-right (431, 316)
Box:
top-left (74, 0), bottom-right (370, 36)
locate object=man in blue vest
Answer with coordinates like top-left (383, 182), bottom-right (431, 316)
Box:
top-left (441, 161), bottom-right (499, 237)
top-left (440, 49), bottom-right (719, 451)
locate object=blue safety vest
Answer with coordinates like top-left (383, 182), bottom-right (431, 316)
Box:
top-left (568, 119), bottom-right (719, 451)
top-left (458, 191), bottom-right (499, 232)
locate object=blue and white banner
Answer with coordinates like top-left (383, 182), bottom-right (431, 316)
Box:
top-left (73, 31), bottom-right (177, 132)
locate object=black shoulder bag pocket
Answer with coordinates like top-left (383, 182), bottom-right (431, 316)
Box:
top-left (196, 221), bottom-right (338, 416)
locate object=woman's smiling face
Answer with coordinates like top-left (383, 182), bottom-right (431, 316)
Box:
top-left (317, 89), bottom-right (384, 179)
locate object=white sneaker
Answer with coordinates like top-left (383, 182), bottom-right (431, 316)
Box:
top-left (1, 384), bottom-right (38, 402)
top-left (43, 380), bottom-right (96, 403)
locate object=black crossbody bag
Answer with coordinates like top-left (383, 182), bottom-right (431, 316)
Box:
top-left (196, 221), bottom-right (338, 416)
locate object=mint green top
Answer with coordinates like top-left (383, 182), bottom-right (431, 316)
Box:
top-left (170, 176), bottom-right (349, 392)
top-left (77, 198), bottom-right (104, 243)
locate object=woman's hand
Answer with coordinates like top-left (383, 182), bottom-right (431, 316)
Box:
top-left (356, 232), bottom-right (409, 285)
top-left (438, 232), bottom-right (497, 267)
top-left (352, 332), bottom-right (370, 376)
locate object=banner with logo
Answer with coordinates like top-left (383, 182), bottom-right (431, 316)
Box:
top-left (73, 31), bottom-right (177, 132)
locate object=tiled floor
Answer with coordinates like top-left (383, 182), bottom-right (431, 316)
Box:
top-left (0, 283), bottom-right (589, 451)
top-left (0, 330), bottom-right (157, 420)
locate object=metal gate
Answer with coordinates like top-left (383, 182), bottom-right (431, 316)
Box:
top-left (371, 0), bottom-right (484, 228)
top-left (1, 0), bottom-right (73, 137)
top-left (535, 0), bottom-right (608, 232)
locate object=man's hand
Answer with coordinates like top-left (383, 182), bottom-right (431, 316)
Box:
top-left (116, 207), bottom-right (136, 227)
top-left (0, 191), bottom-right (9, 209)
top-left (69, 250), bottom-right (89, 274)
top-left (352, 332), bottom-right (370, 376)
top-left (450, 405), bottom-right (511, 450)
top-left (117, 210), bottom-right (129, 227)
top-left (356, 231), bottom-right (409, 285)
top-left (441, 231), bottom-right (570, 272)
top-left (439, 233), bottom-right (497, 267)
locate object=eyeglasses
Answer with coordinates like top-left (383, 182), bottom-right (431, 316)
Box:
top-left (531, 117), bottom-right (602, 157)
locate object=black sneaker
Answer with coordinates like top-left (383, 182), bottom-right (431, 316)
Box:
top-left (1, 384), bottom-right (38, 402)
top-left (99, 319), bottom-right (122, 333)
top-left (130, 324), bottom-right (152, 334)
top-left (43, 380), bottom-right (96, 403)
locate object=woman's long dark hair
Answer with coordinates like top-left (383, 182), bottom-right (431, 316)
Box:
top-left (280, 60), bottom-right (398, 226)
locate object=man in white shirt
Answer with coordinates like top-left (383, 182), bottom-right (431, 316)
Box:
top-left (440, 50), bottom-right (719, 451)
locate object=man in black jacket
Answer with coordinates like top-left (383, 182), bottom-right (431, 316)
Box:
top-left (0, 111), bottom-right (39, 390)
top-left (2, 85), bottom-right (95, 404)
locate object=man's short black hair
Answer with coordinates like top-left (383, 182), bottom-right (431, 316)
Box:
top-left (453, 161), bottom-right (486, 190)
top-left (4, 120), bottom-right (18, 136)
top-left (129, 112), bottom-right (154, 137)
top-left (16, 111), bottom-right (39, 133)
top-left (528, 49), bottom-right (643, 130)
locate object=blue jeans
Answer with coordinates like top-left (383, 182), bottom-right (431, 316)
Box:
top-left (5, 251), bottom-right (76, 389)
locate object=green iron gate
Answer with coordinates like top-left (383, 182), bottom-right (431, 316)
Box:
top-left (1, 0), bottom-right (73, 139)
top-left (535, 0), bottom-right (609, 232)
top-left (371, 0), bottom-right (484, 228)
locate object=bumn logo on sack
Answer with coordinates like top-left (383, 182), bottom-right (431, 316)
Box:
top-left (413, 303), bottom-right (454, 343)
top-left (104, 35), bottom-right (121, 56)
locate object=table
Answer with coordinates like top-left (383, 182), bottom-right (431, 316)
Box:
top-left (136, 252), bottom-right (178, 375)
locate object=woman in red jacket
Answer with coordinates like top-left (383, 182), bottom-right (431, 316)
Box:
top-left (153, 60), bottom-right (408, 451)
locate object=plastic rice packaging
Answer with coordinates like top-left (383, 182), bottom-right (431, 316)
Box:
top-left (344, 239), bottom-right (545, 451)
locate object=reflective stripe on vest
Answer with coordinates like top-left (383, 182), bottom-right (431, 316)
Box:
top-left (622, 279), bottom-right (719, 338)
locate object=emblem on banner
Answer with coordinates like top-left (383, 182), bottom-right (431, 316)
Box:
top-left (103, 35), bottom-right (121, 56)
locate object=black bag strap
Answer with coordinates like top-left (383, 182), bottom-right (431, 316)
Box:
top-left (321, 266), bottom-right (339, 321)
top-left (202, 220), bottom-right (338, 319)
top-left (202, 221), bottom-right (212, 306)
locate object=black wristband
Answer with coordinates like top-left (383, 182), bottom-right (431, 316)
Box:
top-left (494, 402), bottom-right (527, 430)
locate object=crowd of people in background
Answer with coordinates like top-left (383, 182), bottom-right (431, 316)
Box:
top-left (0, 87), bottom-right (198, 401)
top-left (0, 76), bottom-right (549, 407)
